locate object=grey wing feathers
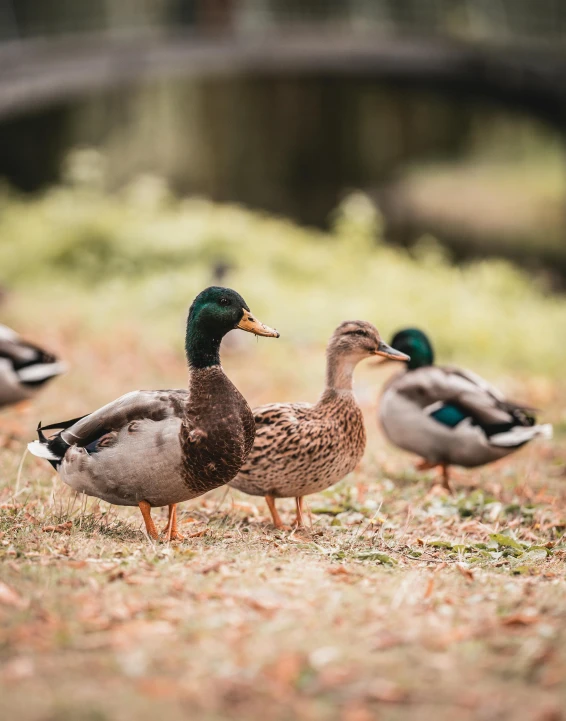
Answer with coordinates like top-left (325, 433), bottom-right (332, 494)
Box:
top-left (61, 390), bottom-right (188, 447)
top-left (447, 367), bottom-right (506, 400)
top-left (443, 367), bottom-right (535, 425)
top-left (398, 366), bottom-right (515, 426)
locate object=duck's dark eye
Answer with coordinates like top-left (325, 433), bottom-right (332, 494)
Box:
top-left (219, 298), bottom-right (230, 306)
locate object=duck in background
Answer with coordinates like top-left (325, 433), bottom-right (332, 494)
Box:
top-left (229, 321), bottom-right (409, 529)
top-left (0, 324), bottom-right (66, 410)
top-left (28, 287), bottom-right (279, 541)
top-left (378, 328), bottom-right (553, 492)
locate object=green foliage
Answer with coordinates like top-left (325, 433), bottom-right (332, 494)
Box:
top-left (0, 154), bottom-right (565, 376)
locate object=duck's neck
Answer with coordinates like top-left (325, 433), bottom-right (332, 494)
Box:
top-left (185, 322), bottom-right (223, 370)
top-left (325, 352), bottom-right (357, 393)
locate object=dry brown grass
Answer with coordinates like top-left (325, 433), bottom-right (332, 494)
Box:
top-left (1, 321), bottom-right (565, 721)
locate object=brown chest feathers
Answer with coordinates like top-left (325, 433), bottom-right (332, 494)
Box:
top-left (180, 366), bottom-right (256, 495)
top-left (230, 389), bottom-right (367, 498)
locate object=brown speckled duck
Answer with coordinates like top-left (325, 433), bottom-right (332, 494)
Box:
top-left (229, 321), bottom-right (408, 529)
top-left (28, 287), bottom-right (279, 540)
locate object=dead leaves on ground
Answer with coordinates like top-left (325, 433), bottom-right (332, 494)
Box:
top-left (42, 521), bottom-right (72, 534)
top-left (0, 440), bottom-right (565, 720)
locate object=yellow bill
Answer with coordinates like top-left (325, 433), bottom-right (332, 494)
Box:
top-left (237, 309), bottom-right (280, 337)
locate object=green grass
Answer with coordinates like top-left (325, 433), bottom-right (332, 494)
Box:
top-left (1, 152), bottom-right (565, 380)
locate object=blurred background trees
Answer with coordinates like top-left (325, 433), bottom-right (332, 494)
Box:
top-left (0, 0), bottom-right (565, 281)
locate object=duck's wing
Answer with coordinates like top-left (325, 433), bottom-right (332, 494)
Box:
top-left (253, 402), bottom-right (313, 427)
top-left (29, 390), bottom-right (188, 462)
top-left (246, 402), bottom-right (313, 456)
top-left (448, 367), bottom-right (537, 426)
top-left (396, 366), bottom-right (522, 430)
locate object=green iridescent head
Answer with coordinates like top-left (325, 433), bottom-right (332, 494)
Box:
top-left (186, 286), bottom-right (279, 368)
top-left (389, 328), bottom-right (434, 370)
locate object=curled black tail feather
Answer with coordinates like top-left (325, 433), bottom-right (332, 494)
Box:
top-left (36, 421), bottom-right (71, 464)
top-left (37, 422), bottom-right (48, 444)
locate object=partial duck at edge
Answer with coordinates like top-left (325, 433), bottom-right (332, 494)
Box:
top-left (0, 324), bottom-right (66, 410)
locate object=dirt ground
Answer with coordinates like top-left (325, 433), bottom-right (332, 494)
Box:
top-left (1, 331), bottom-right (565, 721)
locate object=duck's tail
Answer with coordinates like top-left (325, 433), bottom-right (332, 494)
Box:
top-left (27, 439), bottom-right (61, 462)
top-left (17, 361), bottom-right (68, 386)
top-left (489, 423), bottom-right (553, 448)
top-left (27, 419), bottom-right (77, 467)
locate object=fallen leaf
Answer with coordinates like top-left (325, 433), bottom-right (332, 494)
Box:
top-left (240, 596), bottom-right (280, 616)
top-left (199, 560), bottom-right (232, 574)
top-left (137, 677), bottom-right (181, 698)
top-left (489, 533), bottom-right (523, 551)
top-left (429, 540), bottom-right (452, 549)
top-left (367, 678), bottom-right (407, 703)
top-left (328, 566), bottom-right (356, 577)
top-left (189, 529), bottom-right (208, 538)
top-left (0, 657), bottom-right (34, 682)
top-left (0, 582), bottom-right (27, 609)
top-left (264, 652), bottom-right (303, 690)
top-left (456, 563), bottom-right (474, 582)
top-left (107, 568), bottom-right (127, 582)
top-left (42, 521), bottom-right (72, 534)
top-left (125, 575), bottom-right (146, 586)
top-left (534, 705), bottom-right (563, 721)
top-left (341, 702), bottom-right (374, 721)
top-left (356, 551), bottom-right (395, 565)
top-left (373, 630), bottom-right (404, 650)
top-left (501, 613), bottom-right (540, 626)
top-left (67, 560), bottom-right (87, 569)
top-left (424, 577), bottom-right (435, 599)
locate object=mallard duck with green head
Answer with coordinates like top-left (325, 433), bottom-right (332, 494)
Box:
top-left (379, 328), bottom-right (553, 491)
top-left (0, 324), bottom-right (66, 410)
top-left (28, 287), bottom-right (279, 540)
top-left (229, 321), bottom-right (408, 529)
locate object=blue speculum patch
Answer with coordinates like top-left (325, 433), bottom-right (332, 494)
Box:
top-left (430, 404), bottom-right (468, 428)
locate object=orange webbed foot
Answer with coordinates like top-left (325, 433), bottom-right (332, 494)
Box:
top-left (162, 504), bottom-right (185, 541)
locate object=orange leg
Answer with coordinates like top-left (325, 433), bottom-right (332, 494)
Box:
top-left (138, 500), bottom-right (159, 540)
top-left (295, 496), bottom-right (305, 528)
top-left (265, 494), bottom-right (290, 531)
top-left (440, 464), bottom-right (453, 493)
top-left (163, 503), bottom-right (185, 541)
